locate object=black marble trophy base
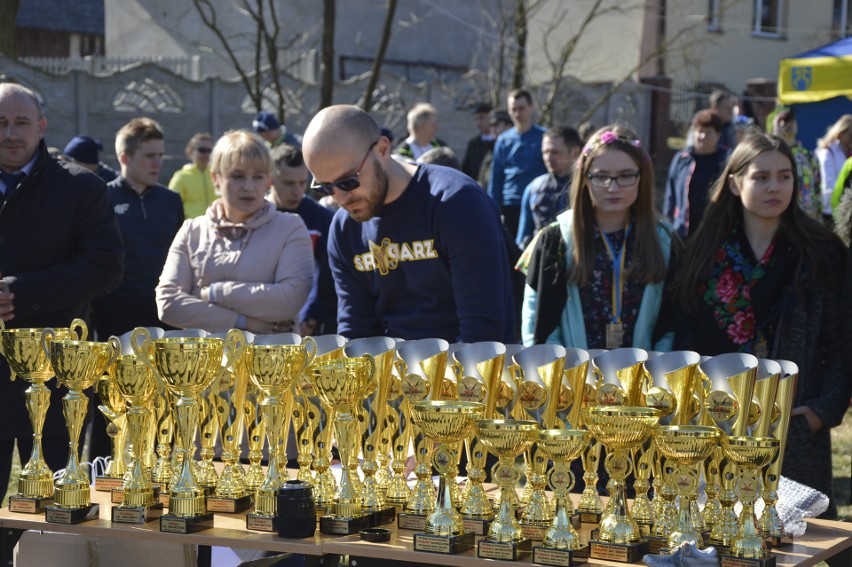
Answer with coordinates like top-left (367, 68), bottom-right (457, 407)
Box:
top-left (9, 495), bottom-right (52, 514)
top-left (206, 494), bottom-right (253, 514)
top-left (413, 531), bottom-right (476, 554)
top-left (532, 544), bottom-right (590, 566)
top-left (45, 503), bottom-right (100, 524)
top-left (111, 502), bottom-right (164, 524)
top-left (159, 511), bottom-right (214, 534)
top-left (477, 537), bottom-right (533, 561)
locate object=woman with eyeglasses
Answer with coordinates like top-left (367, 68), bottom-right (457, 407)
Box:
top-left (167, 132), bottom-right (218, 218)
top-left (156, 130), bottom-right (314, 334)
top-left (657, 131), bottom-right (849, 518)
top-left (519, 125), bottom-right (677, 349)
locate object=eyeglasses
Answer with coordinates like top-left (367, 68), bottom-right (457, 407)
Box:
top-left (196, 147), bottom-right (213, 154)
top-left (587, 171), bottom-right (640, 189)
top-left (310, 141), bottom-right (378, 196)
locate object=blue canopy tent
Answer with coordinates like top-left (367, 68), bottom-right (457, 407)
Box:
top-left (777, 36), bottom-right (852, 150)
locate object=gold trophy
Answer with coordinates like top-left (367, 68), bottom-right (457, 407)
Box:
top-left (206, 336), bottom-right (252, 514)
top-left (244, 336), bottom-right (317, 532)
top-left (93, 373), bottom-right (128, 493)
top-left (475, 419), bottom-right (538, 561)
top-left (109, 335), bottom-right (164, 523)
top-left (577, 348), bottom-right (607, 523)
top-left (243, 378), bottom-right (265, 493)
top-left (410, 400), bottom-right (484, 554)
top-left (758, 360), bottom-right (797, 547)
top-left (532, 428), bottom-right (591, 567)
top-left (312, 353), bottom-right (376, 534)
top-left (396, 338), bottom-right (449, 531)
top-left (42, 328), bottom-right (117, 524)
top-left (133, 327), bottom-right (244, 533)
top-left (701, 353), bottom-right (759, 553)
top-left (583, 405), bottom-right (660, 563)
top-left (0, 318), bottom-right (86, 513)
top-left (454, 341), bottom-right (506, 535)
top-left (384, 354), bottom-right (412, 510)
top-left (345, 337), bottom-right (397, 525)
top-left (196, 380), bottom-right (220, 493)
top-left (513, 345), bottom-right (566, 541)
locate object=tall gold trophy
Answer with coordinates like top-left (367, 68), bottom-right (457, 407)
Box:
top-left (243, 378), bottom-right (266, 492)
top-left (396, 338), bottom-right (449, 531)
top-left (578, 349), bottom-right (607, 523)
top-left (206, 335), bottom-right (252, 514)
top-left (0, 318), bottom-right (86, 513)
top-left (110, 334), bottom-right (164, 523)
top-left (312, 353), bottom-right (376, 534)
top-left (410, 400), bottom-right (484, 554)
top-left (93, 374), bottom-right (128, 492)
top-left (384, 354), bottom-right (412, 510)
top-left (584, 405), bottom-right (660, 563)
top-left (758, 360), bottom-right (797, 547)
top-left (454, 341), bottom-right (506, 535)
top-left (133, 327), bottom-right (243, 533)
top-left (42, 328), bottom-right (117, 524)
top-left (244, 336), bottom-right (317, 532)
top-left (513, 345), bottom-right (566, 541)
top-left (475, 419), bottom-right (538, 561)
top-left (345, 337), bottom-right (397, 525)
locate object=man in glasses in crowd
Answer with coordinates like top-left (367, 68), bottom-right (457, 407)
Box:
top-left (302, 105), bottom-right (515, 343)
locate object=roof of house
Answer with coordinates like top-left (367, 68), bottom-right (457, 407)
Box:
top-left (17, 0), bottom-right (104, 36)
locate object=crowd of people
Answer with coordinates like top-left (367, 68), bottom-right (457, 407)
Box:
top-left (0, 80), bottom-right (850, 518)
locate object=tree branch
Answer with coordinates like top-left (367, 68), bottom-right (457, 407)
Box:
top-left (362, 0), bottom-right (397, 111)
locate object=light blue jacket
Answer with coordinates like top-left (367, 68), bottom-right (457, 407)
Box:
top-left (521, 211), bottom-right (674, 350)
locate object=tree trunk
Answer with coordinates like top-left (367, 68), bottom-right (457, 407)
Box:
top-left (511, 0), bottom-right (527, 90)
top-left (362, 0), bottom-right (397, 111)
top-left (320, 0), bottom-right (335, 109)
top-left (0, 0), bottom-right (20, 58)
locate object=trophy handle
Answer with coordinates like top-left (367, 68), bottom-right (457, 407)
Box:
top-left (302, 336), bottom-right (318, 369)
top-left (363, 352), bottom-right (376, 381)
top-left (107, 335), bottom-right (122, 370)
top-left (40, 328), bottom-right (56, 358)
top-left (130, 327), bottom-right (158, 375)
top-left (70, 318), bottom-right (88, 341)
top-left (222, 328), bottom-right (247, 370)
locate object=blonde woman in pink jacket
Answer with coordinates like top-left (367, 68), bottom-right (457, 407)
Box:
top-left (156, 130), bottom-right (314, 334)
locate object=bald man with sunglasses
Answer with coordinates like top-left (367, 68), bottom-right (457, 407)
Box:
top-left (303, 105), bottom-right (515, 342)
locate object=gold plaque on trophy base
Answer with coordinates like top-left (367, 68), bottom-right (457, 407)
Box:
top-left (9, 495), bottom-right (52, 514)
top-left (246, 513), bottom-right (276, 532)
top-left (45, 503), bottom-right (100, 525)
top-left (589, 540), bottom-right (643, 563)
top-left (520, 521), bottom-right (551, 541)
top-left (397, 511), bottom-right (427, 531)
top-left (94, 476), bottom-right (126, 492)
top-left (206, 494), bottom-right (253, 514)
top-left (413, 531), bottom-right (475, 555)
top-left (720, 555), bottom-right (777, 567)
top-left (532, 544), bottom-right (589, 567)
top-left (579, 511), bottom-right (602, 524)
top-left (159, 492), bottom-right (170, 507)
top-left (160, 511), bottom-right (214, 534)
top-left (477, 537), bottom-right (532, 561)
top-left (111, 502), bottom-right (164, 524)
top-left (462, 516), bottom-right (494, 536)
top-left (319, 513), bottom-right (373, 535)
top-left (645, 535), bottom-right (668, 555)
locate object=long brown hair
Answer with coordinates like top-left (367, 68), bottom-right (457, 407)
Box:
top-left (670, 132), bottom-right (843, 312)
top-left (568, 125), bottom-right (667, 286)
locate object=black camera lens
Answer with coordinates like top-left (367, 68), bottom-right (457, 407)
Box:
top-left (277, 479), bottom-right (316, 538)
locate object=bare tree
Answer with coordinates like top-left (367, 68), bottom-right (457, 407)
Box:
top-left (320, 0), bottom-right (335, 109)
top-left (511, 0), bottom-right (528, 90)
top-left (362, 0), bottom-right (398, 111)
top-left (0, 0), bottom-right (20, 58)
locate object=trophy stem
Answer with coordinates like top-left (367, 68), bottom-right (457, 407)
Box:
top-left (292, 395), bottom-right (314, 484)
top-left (578, 442), bottom-right (603, 515)
top-left (122, 406), bottom-right (154, 507)
top-left (254, 395), bottom-right (286, 517)
top-left (405, 430), bottom-right (435, 514)
top-left (55, 389), bottom-right (90, 508)
top-left (104, 418), bottom-right (128, 478)
top-left (598, 448), bottom-right (641, 544)
top-left (426, 471), bottom-right (463, 535)
top-left (216, 450), bottom-right (244, 499)
top-left (489, 459), bottom-right (524, 543)
top-left (710, 463), bottom-right (740, 548)
top-left (522, 445), bottom-right (552, 525)
top-left (632, 477), bottom-right (653, 527)
top-left (331, 404), bottom-right (363, 518)
top-left (245, 449), bottom-right (265, 492)
top-left (152, 443), bottom-right (172, 487)
top-left (168, 395), bottom-right (206, 517)
top-left (544, 493), bottom-right (582, 549)
top-left (730, 469), bottom-right (769, 559)
top-left (759, 485), bottom-right (783, 540)
top-left (460, 437), bottom-right (491, 518)
top-left (19, 382), bottom-right (53, 499)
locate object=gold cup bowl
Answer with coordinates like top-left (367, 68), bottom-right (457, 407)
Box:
top-left (409, 400), bottom-right (484, 536)
top-left (536, 428), bottom-right (590, 550)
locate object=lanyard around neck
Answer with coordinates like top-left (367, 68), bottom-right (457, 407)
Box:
top-left (597, 222), bottom-right (631, 323)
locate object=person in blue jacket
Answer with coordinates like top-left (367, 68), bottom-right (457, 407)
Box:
top-left (519, 125), bottom-right (677, 350)
top-left (303, 105), bottom-right (515, 343)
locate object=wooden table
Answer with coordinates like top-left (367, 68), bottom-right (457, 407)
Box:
top-left (0, 487), bottom-right (850, 567)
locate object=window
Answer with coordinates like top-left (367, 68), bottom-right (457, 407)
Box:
top-left (833, 0), bottom-right (852, 38)
top-left (753, 0), bottom-right (784, 37)
top-left (708, 0), bottom-right (723, 32)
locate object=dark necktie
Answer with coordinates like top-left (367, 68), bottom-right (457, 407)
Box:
top-left (0, 171), bottom-right (25, 205)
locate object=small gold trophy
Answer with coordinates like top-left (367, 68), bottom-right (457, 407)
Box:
top-left (244, 336), bottom-right (317, 532)
top-left (93, 373), bottom-right (128, 492)
top-left (109, 335), bottom-right (164, 523)
top-left (243, 379), bottom-right (266, 492)
top-left (475, 419), bottom-right (538, 561)
top-left (758, 360), bottom-right (797, 547)
top-left (577, 349), bottom-right (607, 524)
top-left (513, 345), bottom-right (566, 541)
top-left (0, 318), bottom-right (86, 513)
top-left (584, 405), bottom-right (660, 563)
top-left (396, 339), bottom-right (449, 531)
top-left (454, 341), bottom-right (506, 535)
top-left (134, 328), bottom-right (243, 533)
top-left (345, 337), bottom-right (397, 526)
top-left (312, 353), bottom-right (376, 534)
top-left (410, 400), bottom-right (484, 554)
top-left (42, 328), bottom-right (117, 524)
top-left (384, 360), bottom-right (412, 510)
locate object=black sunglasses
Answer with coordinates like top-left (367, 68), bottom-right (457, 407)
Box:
top-left (310, 141), bottom-right (378, 196)
top-left (195, 147), bottom-right (213, 154)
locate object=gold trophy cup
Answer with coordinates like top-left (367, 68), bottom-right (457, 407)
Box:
top-left (42, 328), bottom-right (117, 524)
top-left (0, 318), bottom-right (86, 513)
top-left (410, 400), bottom-right (484, 554)
top-left (475, 419), bottom-right (538, 561)
top-left (577, 349), bottom-right (608, 523)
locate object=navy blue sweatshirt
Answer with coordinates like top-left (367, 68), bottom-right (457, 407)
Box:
top-left (328, 164), bottom-right (515, 342)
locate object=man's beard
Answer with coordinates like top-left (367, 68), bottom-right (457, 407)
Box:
top-left (348, 158), bottom-right (389, 223)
